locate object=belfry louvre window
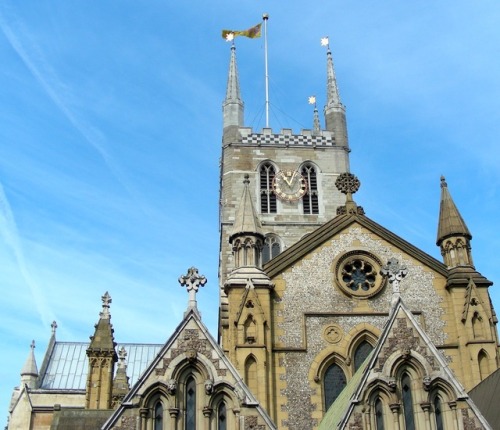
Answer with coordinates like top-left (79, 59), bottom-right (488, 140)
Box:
top-left (260, 163), bottom-right (277, 213)
top-left (302, 165), bottom-right (318, 214)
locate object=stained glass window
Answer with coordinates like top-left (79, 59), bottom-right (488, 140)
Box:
top-left (218, 401), bottom-right (227, 430)
top-left (354, 340), bottom-right (373, 372)
top-left (186, 377), bottom-right (196, 430)
top-left (324, 364), bottom-right (346, 410)
top-left (434, 396), bottom-right (444, 430)
top-left (402, 373), bottom-right (415, 430)
top-left (375, 397), bottom-right (384, 430)
top-left (154, 401), bottom-right (163, 430)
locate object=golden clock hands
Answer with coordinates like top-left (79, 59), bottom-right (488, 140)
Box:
top-left (283, 171), bottom-right (296, 187)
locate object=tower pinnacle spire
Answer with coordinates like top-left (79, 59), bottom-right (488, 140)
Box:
top-left (437, 176), bottom-right (473, 267)
top-left (322, 37), bottom-right (349, 149)
top-left (223, 44), bottom-right (244, 141)
top-left (20, 340), bottom-right (38, 389)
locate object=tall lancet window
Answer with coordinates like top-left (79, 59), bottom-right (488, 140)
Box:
top-left (154, 401), bottom-right (163, 430)
top-left (354, 340), bottom-right (373, 372)
top-left (434, 396), bottom-right (444, 430)
top-left (323, 364), bottom-right (346, 411)
top-left (401, 373), bottom-right (415, 430)
top-left (186, 377), bottom-right (196, 430)
top-left (375, 397), bottom-right (384, 430)
top-left (218, 401), bottom-right (227, 430)
top-left (260, 163), bottom-right (277, 213)
top-left (302, 165), bottom-right (318, 214)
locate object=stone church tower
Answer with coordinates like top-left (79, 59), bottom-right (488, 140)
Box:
top-left (219, 41), bottom-right (350, 342)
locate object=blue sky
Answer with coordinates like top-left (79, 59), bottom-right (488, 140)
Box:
top-left (1, 1), bottom-right (500, 421)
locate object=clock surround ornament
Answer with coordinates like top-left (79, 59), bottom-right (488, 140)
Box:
top-left (273, 169), bottom-right (307, 202)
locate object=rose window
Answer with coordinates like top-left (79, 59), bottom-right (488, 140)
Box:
top-left (333, 251), bottom-right (386, 298)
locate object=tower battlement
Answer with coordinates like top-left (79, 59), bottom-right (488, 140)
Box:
top-left (237, 127), bottom-right (337, 147)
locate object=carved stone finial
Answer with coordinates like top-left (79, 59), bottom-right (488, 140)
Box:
top-left (440, 175), bottom-right (447, 188)
top-left (381, 258), bottom-right (408, 309)
top-left (100, 291), bottom-right (112, 319)
top-left (30, 340), bottom-right (35, 351)
top-left (51, 321), bottom-right (58, 335)
top-left (335, 173), bottom-right (360, 195)
top-left (243, 174), bottom-right (250, 185)
top-left (118, 346), bottom-right (127, 369)
top-left (179, 267), bottom-right (207, 310)
top-left (335, 173), bottom-right (360, 214)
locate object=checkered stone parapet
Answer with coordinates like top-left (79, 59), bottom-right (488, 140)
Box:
top-left (240, 130), bottom-right (335, 147)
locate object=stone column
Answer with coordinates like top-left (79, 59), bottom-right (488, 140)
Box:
top-left (420, 402), bottom-right (431, 430)
top-left (389, 403), bottom-right (401, 430)
top-left (139, 408), bottom-right (149, 430)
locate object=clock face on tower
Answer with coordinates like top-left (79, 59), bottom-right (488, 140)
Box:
top-left (273, 170), bottom-right (307, 201)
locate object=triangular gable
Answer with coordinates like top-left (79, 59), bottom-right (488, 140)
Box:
top-left (103, 308), bottom-right (276, 429)
top-left (320, 298), bottom-right (491, 429)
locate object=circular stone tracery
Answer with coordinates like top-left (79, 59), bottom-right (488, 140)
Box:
top-left (334, 251), bottom-right (385, 298)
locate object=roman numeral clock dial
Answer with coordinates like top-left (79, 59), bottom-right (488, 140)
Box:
top-left (273, 169), bottom-right (307, 201)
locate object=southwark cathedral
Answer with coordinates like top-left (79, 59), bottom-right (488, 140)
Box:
top-left (7, 40), bottom-right (500, 430)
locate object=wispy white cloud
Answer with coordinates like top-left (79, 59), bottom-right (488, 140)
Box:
top-left (0, 182), bottom-right (54, 325)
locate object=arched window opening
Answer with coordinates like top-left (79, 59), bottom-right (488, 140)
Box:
top-left (260, 163), bottom-right (277, 213)
top-left (434, 396), bottom-right (444, 430)
top-left (401, 373), bottom-right (415, 430)
top-left (262, 235), bottom-right (281, 264)
top-left (218, 401), bottom-right (227, 430)
top-left (245, 356), bottom-right (258, 397)
top-left (478, 350), bottom-right (489, 380)
top-left (302, 165), bottom-right (319, 214)
top-left (154, 401), bottom-right (163, 430)
top-left (186, 377), bottom-right (196, 430)
top-left (353, 340), bottom-right (373, 372)
top-left (375, 397), bottom-right (384, 430)
top-left (323, 363), bottom-right (346, 411)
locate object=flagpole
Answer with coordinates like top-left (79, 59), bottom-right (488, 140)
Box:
top-left (263, 13), bottom-right (269, 128)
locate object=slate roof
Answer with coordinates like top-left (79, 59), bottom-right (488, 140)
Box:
top-left (39, 342), bottom-right (162, 390)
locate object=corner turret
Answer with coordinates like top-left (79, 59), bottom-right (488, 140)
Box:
top-left (85, 291), bottom-right (117, 410)
top-left (437, 176), bottom-right (473, 268)
top-left (20, 341), bottom-right (38, 389)
top-left (229, 175), bottom-right (265, 269)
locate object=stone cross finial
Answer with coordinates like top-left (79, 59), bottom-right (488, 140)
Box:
top-left (381, 258), bottom-right (408, 309)
top-left (100, 291), bottom-right (112, 319)
top-left (30, 340), bottom-right (35, 351)
top-left (51, 321), bottom-right (58, 336)
top-left (335, 173), bottom-right (360, 213)
top-left (179, 267), bottom-right (207, 310)
top-left (118, 346), bottom-right (127, 369)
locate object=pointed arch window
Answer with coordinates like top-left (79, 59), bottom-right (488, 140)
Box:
top-left (218, 401), bottom-right (227, 430)
top-left (401, 373), bottom-right (415, 430)
top-left (433, 396), bottom-right (444, 430)
top-left (154, 401), bottom-right (163, 430)
top-left (323, 363), bottom-right (346, 411)
top-left (245, 356), bottom-right (258, 397)
top-left (262, 234), bottom-right (281, 264)
top-left (260, 163), bottom-right (277, 213)
top-left (185, 377), bottom-right (196, 430)
top-left (478, 350), bottom-right (489, 380)
top-left (375, 397), bottom-right (385, 430)
top-left (353, 340), bottom-right (373, 372)
top-left (302, 164), bottom-right (319, 214)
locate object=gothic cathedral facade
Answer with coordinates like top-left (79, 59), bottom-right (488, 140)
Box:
top-left (7, 42), bottom-right (500, 430)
